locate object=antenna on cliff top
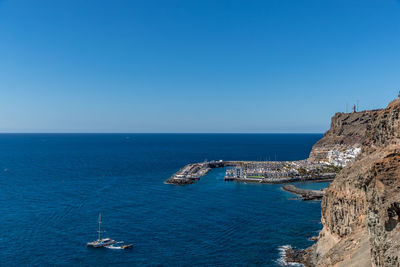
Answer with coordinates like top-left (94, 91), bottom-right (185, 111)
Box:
top-left (356, 100), bottom-right (359, 112)
top-left (346, 101), bottom-right (348, 113)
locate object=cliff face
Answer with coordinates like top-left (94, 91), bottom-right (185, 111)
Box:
top-left (366, 149), bottom-right (400, 266)
top-left (309, 110), bottom-right (379, 164)
top-left (304, 99), bottom-right (400, 267)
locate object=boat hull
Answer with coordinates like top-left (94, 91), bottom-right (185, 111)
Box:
top-left (87, 238), bottom-right (116, 248)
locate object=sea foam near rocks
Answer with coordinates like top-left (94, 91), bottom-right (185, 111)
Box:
top-left (276, 245), bottom-right (304, 266)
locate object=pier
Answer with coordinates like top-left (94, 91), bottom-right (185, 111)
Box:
top-left (282, 185), bottom-right (326, 200)
top-left (165, 160), bottom-right (338, 185)
top-left (165, 160), bottom-right (234, 185)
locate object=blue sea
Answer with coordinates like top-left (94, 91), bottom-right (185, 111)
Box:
top-left (0, 134), bottom-right (327, 266)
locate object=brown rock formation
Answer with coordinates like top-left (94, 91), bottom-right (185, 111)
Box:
top-left (309, 110), bottom-right (379, 163)
top-left (299, 99), bottom-right (400, 266)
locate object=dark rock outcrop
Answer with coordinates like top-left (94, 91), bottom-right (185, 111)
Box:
top-left (165, 178), bottom-right (195, 185)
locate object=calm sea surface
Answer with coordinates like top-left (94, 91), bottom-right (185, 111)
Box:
top-left (0, 134), bottom-right (327, 266)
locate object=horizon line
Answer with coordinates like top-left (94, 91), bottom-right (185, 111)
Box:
top-left (0, 132), bottom-right (324, 134)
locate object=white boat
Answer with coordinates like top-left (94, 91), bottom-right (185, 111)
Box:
top-left (105, 242), bottom-right (134, 250)
top-left (87, 213), bottom-right (116, 248)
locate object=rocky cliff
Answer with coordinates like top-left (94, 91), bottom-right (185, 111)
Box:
top-left (301, 99), bottom-right (400, 267)
top-left (309, 110), bottom-right (380, 165)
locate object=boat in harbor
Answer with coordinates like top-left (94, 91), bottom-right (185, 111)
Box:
top-left (87, 213), bottom-right (116, 248)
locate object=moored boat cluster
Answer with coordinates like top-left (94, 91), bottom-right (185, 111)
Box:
top-left (166, 159), bottom-right (340, 185)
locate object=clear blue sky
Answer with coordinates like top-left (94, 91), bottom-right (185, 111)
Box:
top-left (1, 0), bottom-right (399, 133)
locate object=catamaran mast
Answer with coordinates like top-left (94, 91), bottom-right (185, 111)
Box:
top-left (98, 213), bottom-right (102, 240)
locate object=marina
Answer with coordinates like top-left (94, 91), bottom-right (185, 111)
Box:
top-left (282, 184), bottom-right (326, 200)
top-left (165, 159), bottom-right (339, 185)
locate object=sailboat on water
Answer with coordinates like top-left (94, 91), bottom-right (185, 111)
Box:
top-left (87, 213), bottom-right (116, 248)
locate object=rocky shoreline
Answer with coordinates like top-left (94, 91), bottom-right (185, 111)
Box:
top-left (283, 247), bottom-right (309, 266)
top-left (290, 97), bottom-right (400, 266)
top-left (164, 178), bottom-right (195, 185)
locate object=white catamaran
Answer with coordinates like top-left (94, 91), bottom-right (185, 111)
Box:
top-left (87, 213), bottom-right (116, 248)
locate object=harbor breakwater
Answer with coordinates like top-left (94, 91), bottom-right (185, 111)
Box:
top-left (165, 160), bottom-right (231, 185)
top-left (282, 185), bottom-right (325, 201)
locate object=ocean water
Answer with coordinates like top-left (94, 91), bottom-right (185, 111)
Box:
top-left (0, 133), bottom-right (326, 266)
